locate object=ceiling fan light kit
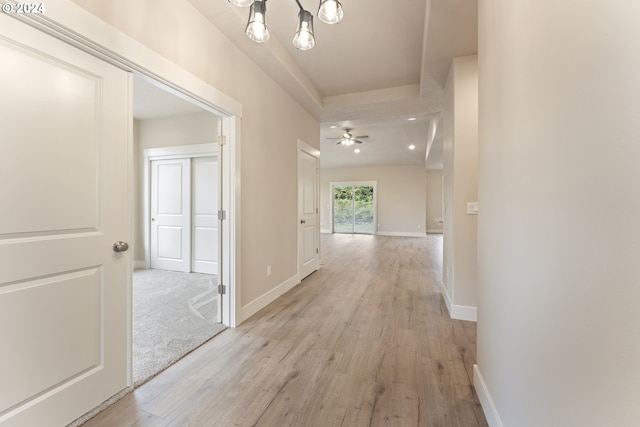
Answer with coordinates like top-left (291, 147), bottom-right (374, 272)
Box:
top-left (327, 128), bottom-right (369, 146)
top-left (228, 0), bottom-right (343, 50)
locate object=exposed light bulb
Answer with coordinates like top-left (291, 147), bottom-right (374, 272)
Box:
top-left (409, 145), bottom-right (416, 150)
top-left (246, 1), bottom-right (270, 43)
top-left (293, 9), bottom-right (315, 50)
top-left (228, 0), bottom-right (254, 7)
top-left (318, 0), bottom-right (343, 24)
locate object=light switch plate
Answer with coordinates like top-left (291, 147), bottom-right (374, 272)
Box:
top-left (467, 202), bottom-right (478, 215)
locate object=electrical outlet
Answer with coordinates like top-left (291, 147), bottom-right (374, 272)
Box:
top-left (267, 265), bottom-right (271, 276)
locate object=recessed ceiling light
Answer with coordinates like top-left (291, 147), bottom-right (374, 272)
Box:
top-left (354, 148), bottom-right (361, 153)
top-left (409, 144), bottom-right (416, 150)
top-left (408, 117), bottom-right (417, 121)
top-left (330, 125), bottom-right (337, 129)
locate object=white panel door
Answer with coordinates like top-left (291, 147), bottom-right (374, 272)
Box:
top-left (150, 158), bottom-right (191, 272)
top-left (192, 157), bottom-right (219, 274)
top-left (0, 14), bottom-right (129, 427)
top-left (298, 149), bottom-right (319, 280)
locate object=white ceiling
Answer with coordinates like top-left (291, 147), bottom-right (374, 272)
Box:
top-left (133, 76), bottom-right (205, 120)
top-left (137, 0), bottom-right (478, 169)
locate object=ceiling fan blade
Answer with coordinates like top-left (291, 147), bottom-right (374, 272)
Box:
top-left (326, 137), bottom-right (342, 139)
top-left (354, 135), bottom-right (369, 139)
top-left (353, 139), bottom-right (364, 144)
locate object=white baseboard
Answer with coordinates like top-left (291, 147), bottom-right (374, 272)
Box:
top-left (440, 282), bottom-right (477, 322)
top-left (426, 229), bottom-right (443, 234)
top-left (376, 231), bottom-right (426, 238)
top-left (321, 229), bottom-right (332, 234)
top-left (474, 365), bottom-right (504, 427)
top-left (133, 260), bottom-right (147, 270)
top-left (241, 274), bottom-right (300, 322)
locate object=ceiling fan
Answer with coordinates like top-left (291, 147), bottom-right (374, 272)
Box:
top-left (328, 128), bottom-right (369, 146)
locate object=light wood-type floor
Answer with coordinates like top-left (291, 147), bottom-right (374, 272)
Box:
top-left (83, 234), bottom-right (487, 427)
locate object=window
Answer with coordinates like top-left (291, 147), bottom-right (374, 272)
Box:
top-left (332, 184), bottom-right (375, 234)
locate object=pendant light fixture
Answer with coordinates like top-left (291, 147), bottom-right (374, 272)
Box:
top-left (228, 0), bottom-right (254, 7)
top-left (228, 0), bottom-right (343, 50)
top-left (318, 0), bottom-right (343, 24)
top-left (245, 0), bottom-right (270, 43)
top-left (293, 2), bottom-right (315, 50)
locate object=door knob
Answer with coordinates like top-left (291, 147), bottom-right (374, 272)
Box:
top-left (300, 219), bottom-right (306, 224)
top-left (113, 241), bottom-right (129, 252)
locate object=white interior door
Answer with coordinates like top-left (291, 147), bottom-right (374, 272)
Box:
top-left (150, 158), bottom-right (191, 272)
top-left (298, 148), bottom-right (319, 280)
top-left (0, 14), bottom-right (130, 427)
top-left (192, 156), bottom-right (219, 274)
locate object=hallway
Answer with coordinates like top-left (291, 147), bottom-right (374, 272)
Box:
top-left (83, 234), bottom-right (486, 426)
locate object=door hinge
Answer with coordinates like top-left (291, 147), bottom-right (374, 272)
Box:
top-left (316, 248), bottom-right (319, 254)
top-left (218, 210), bottom-right (226, 221)
top-left (316, 208), bottom-right (318, 214)
top-left (218, 135), bottom-right (226, 146)
top-left (218, 284), bottom-right (226, 295)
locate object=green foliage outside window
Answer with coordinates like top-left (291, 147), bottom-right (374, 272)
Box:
top-left (333, 185), bottom-right (375, 234)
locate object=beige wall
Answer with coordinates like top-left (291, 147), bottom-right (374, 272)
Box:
top-left (477, 2), bottom-right (640, 425)
top-left (320, 165), bottom-right (427, 236)
top-left (72, 0), bottom-right (320, 313)
top-left (133, 112), bottom-right (219, 262)
top-left (442, 55), bottom-right (478, 316)
top-left (426, 169), bottom-right (443, 233)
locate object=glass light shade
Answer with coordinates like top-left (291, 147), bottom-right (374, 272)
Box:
top-left (245, 1), bottom-right (270, 43)
top-left (293, 10), bottom-right (315, 50)
top-left (228, 0), bottom-right (254, 7)
top-left (341, 139), bottom-right (354, 146)
top-left (318, 0), bottom-right (343, 24)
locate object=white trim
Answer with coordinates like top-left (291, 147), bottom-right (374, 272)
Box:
top-left (451, 305), bottom-right (477, 322)
top-left (241, 274), bottom-right (300, 322)
top-left (222, 116), bottom-right (241, 327)
top-left (474, 365), bottom-right (504, 427)
top-left (441, 281), bottom-right (453, 314)
top-left (440, 282), bottom-right (477, 322)
top-left (376, 231), bottom-right (426, 238)
top-left (426, 229), bottom-right (443, 234)
top-left (321, 229), bottom-right (332, 234)
top-left (144, 143), bottom-right (217, 159)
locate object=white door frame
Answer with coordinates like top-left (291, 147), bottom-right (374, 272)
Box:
top-left (10, 0), bottom-right (242, 377)
top-left (297, 140), bottom-right (320, 279)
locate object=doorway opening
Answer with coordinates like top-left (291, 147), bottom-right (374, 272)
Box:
top-left (331, 182), bottom-right (377, 234)
top-left (132, 76), bottom-right (227, 385)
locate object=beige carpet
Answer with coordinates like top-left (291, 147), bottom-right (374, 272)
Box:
top-left (133, 269), bottom-right (226, 386)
